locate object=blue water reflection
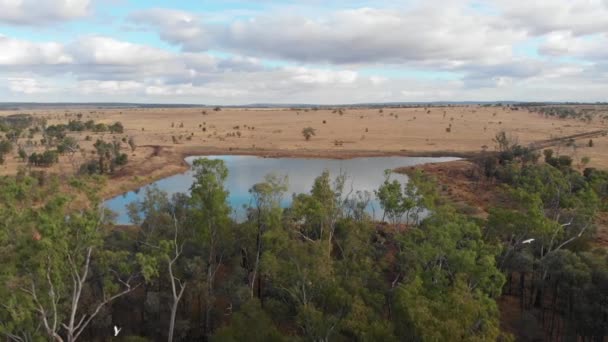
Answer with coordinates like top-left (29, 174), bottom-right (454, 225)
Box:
top-left (105, 155), bottom-right (459, 224)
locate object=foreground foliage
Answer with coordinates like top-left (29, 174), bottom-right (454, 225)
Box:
top-left (1, 143), bottom-right (607, 340)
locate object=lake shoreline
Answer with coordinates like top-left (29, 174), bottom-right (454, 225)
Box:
top-left (104, 151), bottom-right (462, 224)
top-left (100, 146), bottom-right (473, 201)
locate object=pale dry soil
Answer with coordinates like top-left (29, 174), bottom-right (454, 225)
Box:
top-left (1, 106), bottom-right (607, 198)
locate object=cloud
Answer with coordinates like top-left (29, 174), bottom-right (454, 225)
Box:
top-left (1, 1), bottom-right (607, 103)
top-left (79, 80), bottom-right (143, 95)
top-left (0, 0), bottom-right (92, 25)
top-left (68, 36), bottom-right (173, 65)
top-left (0, 35), bottom-right (73, 65)
top-left (129, 2), bottom-right (608, 69)
top-left (0, 34), bottom-right (386, 103)
top-left (460, 59), bottom-right (545, 88)
top-left (112, 2), bottom-right (608, 103)
top-left (129, 5), bottom-right (526, 66)
top-left (0, 35), bottom-right (205, 85)
top-left (7, 77), bottom-right (53, 94)
top-left (288, 67), bottom-right (358, 85)
top-left (495, 0), bottom-right (608, 36)
top-left (539, 32), bottom-right (608, 60)
top-left (128, 8), bottom-right (212, 51)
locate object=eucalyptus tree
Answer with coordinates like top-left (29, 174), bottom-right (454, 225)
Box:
top-left (394, 208), bottom-right (506, 341)
top-left (0, 177), bottom-right (143, 342)
top-left (189, 158), bottom-right (234, 338)
top-left (261, 171), bottom-right (397, 341)
top-left (290, 170), bottom-right (344, 258)
top-left (211, 300), bottom-right (286, 342)
top-left (342, 188), bottom-right (372, 221)
top-left (129, 186), bottom-right (192, 342)
top-left (0, 175), bottom-right (47, 341)
top-left (262, 226), bottom-right (339, 341)
top-left (375, 170), bottom-right (417, 225)
top-left (488, 162), bottom-right (601, 312)
top-left (247, 174), bottom-right (288, 299)
top-left (91, 139), bottom-right (127, 174)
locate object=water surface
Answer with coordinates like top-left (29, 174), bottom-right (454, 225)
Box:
top-left (105, 155), bottom-right (459, 224)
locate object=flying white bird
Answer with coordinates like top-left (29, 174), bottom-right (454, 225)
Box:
top-left (522, 239), bottom-right (535, 244)
top-left (114, 326), bottom-right (121, 337)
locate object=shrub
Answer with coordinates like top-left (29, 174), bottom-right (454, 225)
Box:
top-left (28, 150), bottom-right (59, 167)
top-left (109, 122), bottom-right (124, 134)
top-left (18, 148), bottom-right (27, 161)
top-left (57, 136), bottom-right (78, 154)
top-left (0, 139), bottom-right (12, 154)
top-left (115, 153), bottom-right (128, 166)
top-left (93, 123), bottom-right (108, 132)
top-left (79, 160), bottom-right (101, 175)
top-left (67, 120), bottom-right (86, 131)
top-left (302, 127), bottom-right (316, 141)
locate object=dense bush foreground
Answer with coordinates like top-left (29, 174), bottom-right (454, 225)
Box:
top-left (1, 141), bottom-right (607, 341)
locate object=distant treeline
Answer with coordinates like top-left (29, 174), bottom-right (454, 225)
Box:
top-left (0, 103), bottom-right (208, 110)
top-left (2, 101), bottom-right (607, 111)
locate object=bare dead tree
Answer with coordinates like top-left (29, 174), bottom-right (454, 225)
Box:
top-left (167, 212), bottom-right (186, 342)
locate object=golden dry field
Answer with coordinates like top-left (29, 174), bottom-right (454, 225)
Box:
top-left (1, 105), bottom-right (607, 198)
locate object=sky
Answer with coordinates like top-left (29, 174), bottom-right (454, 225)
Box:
top-left (0, 0), bottom-right (607, 104)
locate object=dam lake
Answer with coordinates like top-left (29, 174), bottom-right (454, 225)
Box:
top-left (105, 155), bottom-right (459, 224)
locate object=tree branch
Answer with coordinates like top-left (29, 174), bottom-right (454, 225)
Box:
top-left (73, 282), bottom-right (141, 341)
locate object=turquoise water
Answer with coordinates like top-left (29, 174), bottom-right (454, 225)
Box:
top-left (105, 155), bottom-right (459, 224)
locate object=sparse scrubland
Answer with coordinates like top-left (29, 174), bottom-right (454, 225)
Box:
top-left (1, 104), bottom-right (607, 198)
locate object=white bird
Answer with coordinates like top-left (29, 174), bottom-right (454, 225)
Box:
top-left (114, 326), bottom-right (121, 337)
top-left (522, 238), bottom-right (535, 244)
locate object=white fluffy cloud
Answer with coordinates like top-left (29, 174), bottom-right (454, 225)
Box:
top-left (128, 2), bottom-right (608, 72)
top-left (0, 0), bottom-right (92, 25)
top-left (129, 8), bottom-right (211, 51)
top-left (539, 32), bottom-right (608, 60)
top-left (7, 77), bottom-right (53, 94)
top-left (68, 36), bottom-right (173, 65)
top-left (289, 67), bottom-right (358, 85)
top-left (0, 1), bottom-right (607, 103)
top-left (130, 6), bottom-right (525, 66)
top-left (495, 0), bottom-right (608, 36)
top-left (0, 35), bottom-right (73, 65)
top-left (0, 34), bottom-right (385, 103)
top-left (0, 30), bottom-right (604, 104)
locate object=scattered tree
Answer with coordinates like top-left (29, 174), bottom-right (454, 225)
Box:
top-left (302, 127), bottom-right (316, 141)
